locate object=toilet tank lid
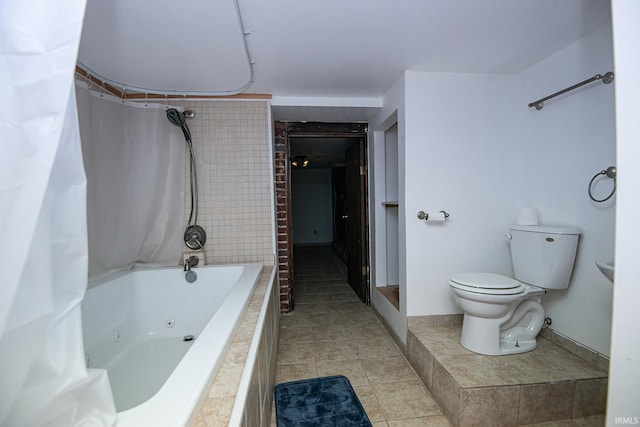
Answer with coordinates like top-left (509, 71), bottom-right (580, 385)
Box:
top-left (510, 224), bottom-right (581, 235)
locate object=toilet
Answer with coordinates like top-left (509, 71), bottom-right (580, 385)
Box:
top-left (449, 225), bottom-right (580, 356)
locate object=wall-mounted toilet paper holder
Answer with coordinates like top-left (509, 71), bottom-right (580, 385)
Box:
top-left (417, 210), bottom-right (450, 221)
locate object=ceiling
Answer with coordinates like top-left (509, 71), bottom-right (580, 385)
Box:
top-left (79, 0), bottom-right (612, 102)
top-left (78, 0), bottom-right (612, 161)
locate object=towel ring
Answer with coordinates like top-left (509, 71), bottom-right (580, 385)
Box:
top-left (588, 166), bottom-right (616, 203)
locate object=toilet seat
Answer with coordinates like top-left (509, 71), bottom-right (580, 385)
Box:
top-left (449, 272), bottom-right (526, 295)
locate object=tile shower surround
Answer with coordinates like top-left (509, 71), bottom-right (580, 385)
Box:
top-left (173, 100), bottom-right (275, 266)
top-left (406, 316), bottom-right (608, 426)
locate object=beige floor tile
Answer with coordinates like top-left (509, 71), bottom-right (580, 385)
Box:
top-left (372, 381), bottom-right (443, 420)
top-left (413, 327), bottom-right (473, 357)
top-left (535, 348), bottom-right (608, 380)
top-left (316, 359), bottom-right (370, 386)
top-left (308, 312), bottom-right (345, 327)
top-left (313, 339), bottom-right (359, 361)
top-left (518, 381), bottom-right (576, 425)
top-left (279, 313), bottom-right (312, 328)
top-left (437, 354), bottom-right (520, 387)
top-left (361, 355), bottom-right (420, 384)
top-left (458, 385), bottom-right (520, 426)
top-left (328, 283), bottom-right (353, 292)
top-left (352, 383), bottom-right (375, 397)
top-left (308, 293), bottom-right (336, 303)
top-left (387, 415), bottom-right (452, 426)
top-left (430, 361), bottom-right (461, 425)
top-left (408, 316), bottom-right (438, 332)
top-left (573, 414), bottom-right (605, 426)
top-left (311, 323), bottom-right (352, 341)
top-left (278, 325), bottom-right (313, 343)
top-left (524, 419), bottom-right (577, 427)
top-left (534, 336), bottom-right (560, 351)
top-left (343, 313), bottom-right (385, 330)
top-left (276, 342), bottom-right (317, 365)
top-left (488, 352), bottom-right (574, 384)
top-left (358, 391), bottom-right (387, 422)
top-left (336, 301), bottom-right (371, 312)
top-left (352, 336), bottom-right (403, 359)
top-left (352, 384), bottom-right (387, 422)
top-left (573, 378), bottom-right (607, 418)
top-left (299, 286), bottom-right (332, 295)
top-left (274, 362), bottom-right (318, 384)
top-left (347, 322), bottom-right (393, 339)
top-left (333, 291), bottom-right (363, 302)
top-left (293, 302), bottom-right (343, 314)
top-left (408, 332), bottom-right (434, 372)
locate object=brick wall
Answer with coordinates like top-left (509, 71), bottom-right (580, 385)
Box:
top-left (274, 122), bottom-right (294, 312)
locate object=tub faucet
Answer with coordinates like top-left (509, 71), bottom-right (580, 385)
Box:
top-left (184, 255), bottom-right (199, 271)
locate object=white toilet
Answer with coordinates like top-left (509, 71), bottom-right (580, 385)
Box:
top-left (449, 225), bottom-right (580, 356)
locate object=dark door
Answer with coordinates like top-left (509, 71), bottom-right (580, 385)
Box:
top-left (332, 167), bottom-right (347, 264)
top-left (344, 138), bottom-right (369, 304)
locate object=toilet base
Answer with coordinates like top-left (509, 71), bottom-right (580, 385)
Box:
top-left (460, 313), bottom-right (540, 356)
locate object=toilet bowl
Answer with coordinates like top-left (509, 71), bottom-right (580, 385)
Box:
top-left (448, 224), bottom-right (580, 356)
top-left (449, 272), bottom-right (546, 355)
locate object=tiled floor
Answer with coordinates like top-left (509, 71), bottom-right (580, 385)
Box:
top-left (272, 245), bottom-right (450, 426)
top-left (271, 246), bottom-right (608, 426)
top-left (407, 320), bottom-right (608, 426)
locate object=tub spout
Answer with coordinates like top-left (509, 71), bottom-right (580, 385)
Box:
top-left (184, 255), bottom-right (199, 271)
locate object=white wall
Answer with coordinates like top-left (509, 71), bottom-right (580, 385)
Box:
top-left (371, 74), bottom-right (407, 343)
top-left (608, 0), bottom-right (640, 421)
top-left (372, 26), bottom-right (617, 359)
top-left (403, 71), bottom-right (519, 316)
top-left (515, 25), bottom-right (615, 355)
top-left (291, 168), bottom-right (333, 244)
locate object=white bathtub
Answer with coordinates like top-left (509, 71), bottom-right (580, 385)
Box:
top-left (82, 263), bottom-right (263, 427)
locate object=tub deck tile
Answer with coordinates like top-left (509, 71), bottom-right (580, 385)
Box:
top-left (191, 265), bottom-right (277, 427)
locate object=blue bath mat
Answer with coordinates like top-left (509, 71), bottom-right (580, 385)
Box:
top-left (274, 375), bottom-right (372, 426)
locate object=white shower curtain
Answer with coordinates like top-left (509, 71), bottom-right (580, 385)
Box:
top-left (0, 1), bottom-right (116, 425)
top-left (75, 84), bottom-right (186, 286)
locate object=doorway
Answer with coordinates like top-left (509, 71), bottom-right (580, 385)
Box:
top-left (274, 122), bottom-right (369, 312)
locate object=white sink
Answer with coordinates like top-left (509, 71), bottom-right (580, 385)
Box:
top-left (596, 258), bottom-right (614, 283)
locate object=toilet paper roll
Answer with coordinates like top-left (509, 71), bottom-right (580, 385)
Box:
top-left (426, 211), bottom-right (447, 222)
top-left (516, 207), bottom-right (539, 225)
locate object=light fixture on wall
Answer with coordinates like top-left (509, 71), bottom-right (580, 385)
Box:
top-left (291, 155), bottom-right (309, 168)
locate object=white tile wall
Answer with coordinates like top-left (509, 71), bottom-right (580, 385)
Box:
top-left (175, 100), bottom-right (275, 266)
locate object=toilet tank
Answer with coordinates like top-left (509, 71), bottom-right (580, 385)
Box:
top-left (509, 225), bottom-right (580, 289)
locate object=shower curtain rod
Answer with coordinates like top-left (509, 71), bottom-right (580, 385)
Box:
top-left (528, 71), bottom-right (614, 110)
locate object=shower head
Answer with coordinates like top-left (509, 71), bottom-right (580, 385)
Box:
top-left (166, 108), bottom-right (191, 141)
top-left (166, 108), bottom-right (186, 127)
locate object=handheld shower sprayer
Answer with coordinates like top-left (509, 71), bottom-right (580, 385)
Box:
top-left (166, 108), bottom-right (191, 141)
top-left (166, 107), bottom-right (207, 250)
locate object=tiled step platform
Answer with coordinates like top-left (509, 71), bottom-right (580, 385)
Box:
top-left (406, 316), bottom-right (608, 426)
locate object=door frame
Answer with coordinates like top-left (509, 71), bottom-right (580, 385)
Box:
top-left (274, 121), bottom-right (369, 312)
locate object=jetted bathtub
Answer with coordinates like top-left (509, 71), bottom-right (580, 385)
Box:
top-left (81, 263), bottom-right (263, 426)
